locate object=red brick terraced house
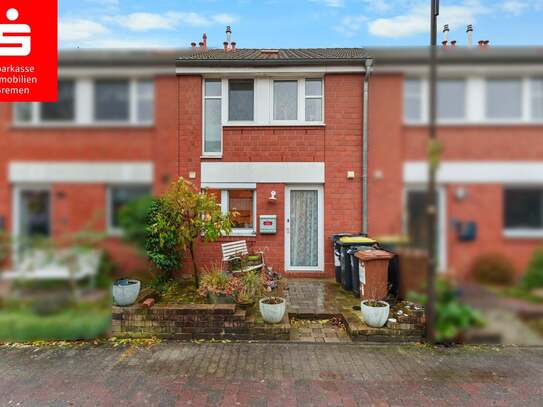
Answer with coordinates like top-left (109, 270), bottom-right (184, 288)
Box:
top-left (2, 45), bottom-right (543, 280)
top-left (176, 48), bottom-right (372, 278)
top-left (0, 50), bottom-right (184, 273)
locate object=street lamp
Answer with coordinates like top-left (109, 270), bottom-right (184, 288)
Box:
top-left (426, 0), bottom-right (439, 344)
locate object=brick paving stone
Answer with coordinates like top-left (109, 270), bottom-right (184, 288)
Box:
top-left (1, 342), bottom-right (542, 406)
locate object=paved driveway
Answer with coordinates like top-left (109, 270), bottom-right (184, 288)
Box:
top-left (1, 342), bottom-right (543, 406)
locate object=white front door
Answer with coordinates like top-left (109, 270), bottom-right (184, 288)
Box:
top-left (285, 185), bottom-right (324, 272)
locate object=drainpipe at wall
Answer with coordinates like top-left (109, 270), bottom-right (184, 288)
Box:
top-left (362, 58), bottom-right (374, 235)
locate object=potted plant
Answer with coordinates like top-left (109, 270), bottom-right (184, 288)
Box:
top-left (113, 279), bottom-right (141, 306)
top-left (198, 266), bottom-right (240, 304)
top-left (235, 270), bottom-right (263, 307)
top-left (360, 285), bottom-right (389, 328)
top-left (259, 275), bottom-right (286, 324)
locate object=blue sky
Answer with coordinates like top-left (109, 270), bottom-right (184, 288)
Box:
top-left (59, 0), bottom-right (543, 49)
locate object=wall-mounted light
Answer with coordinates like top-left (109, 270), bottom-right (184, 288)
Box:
top-left (347, 171), bottom-right (355, 179)
top-left (188, 171), bottom-right (196, 179)
top-left (268, 190), bottom-right (277, 202)
top-left (455, 186), bottom-right (468, 201)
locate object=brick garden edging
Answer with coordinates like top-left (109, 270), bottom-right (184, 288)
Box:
top-left (111, 303), bottom-right (290, 341)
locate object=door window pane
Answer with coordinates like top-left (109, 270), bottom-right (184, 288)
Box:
top-left (486, 79), bottom-right (522, 119)
top-left (437, 79), bottom-right (465, 120)
top-left (504, 188), bottom-right (543, 229)
top-left (228, 190), bottom-right (254, 229)
top-left (290, 190), bottom-right (318, 267)
top-left (94, 79), bottom-right (129, 121)
top-left (136, 80), bottom-right (154, 123)
top-left (404, 79), bottom-right (422, 121)
top-left (229, 80), bottom-right (254, 121)
top-left (205, 80), bottom-right (222, 97)
top-left (41, 80), bottom-right (75, 121)
top-left (110, 186), bottom-right (151, 229)
top-left (19, 190), bottom-right (50, 238)
top-left (274, 80), bottom-right (298, 120)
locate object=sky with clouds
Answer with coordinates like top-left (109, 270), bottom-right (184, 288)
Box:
top-left (59, 0), bottom-right (543, 49)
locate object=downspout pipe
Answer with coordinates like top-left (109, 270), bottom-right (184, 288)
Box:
top-left (362, 58), bottom-right (374, 235)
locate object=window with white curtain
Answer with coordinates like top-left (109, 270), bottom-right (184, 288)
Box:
top-left (437, 79), bottom-right (466, 120)
top-left (486, 79), bottom-right (522, 120)
top-left (204, 79), bottom-right (222, 154)
top-left (404, 79), bottom-right (423, 122)
top-left (532, 78), bottom-right (543, 120)
top-left (273, 80), bottom-right (298, 120)
top-left (305, 79), bottom-right (323, 122)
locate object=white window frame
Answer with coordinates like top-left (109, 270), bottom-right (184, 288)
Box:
top-left (202, 79), bottom-right (223, 157)
top-left (203, 77), bottom-right (325, 133)
top-left (270, 78), bottom-right (302, 124)
top-left (503, 186), bottom-right (543, 239)
top-left (216, 188), bottom-right (257, 236)
top-left (403, 76), bottom-right (543, 126)
top-left (404, 78), bottom-right (426, 124)
top-left (106, 184), bottom-right (152, 235)
top-left (304, 78), bottom-right (324, 123)
top-left (226, 78), bottom-right (256, 125)
top-left (436, 78), bottom-right (467, 123)
top-left (12, 77), bottom-right (154, 127)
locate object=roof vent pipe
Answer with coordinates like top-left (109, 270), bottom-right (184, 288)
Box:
top-left (443, 24), bottom-right (449, 42)
top-left (466, 24), bottom-right (473, 48)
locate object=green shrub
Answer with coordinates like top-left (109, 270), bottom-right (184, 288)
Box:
top-left (118, 195), bottom-right (154, 253)
top-left (471, 253), bottom-right (516, 286)
top-left (144, 198), bottom-right (182, 280)
top-left (409, 279), bottom-right (484, 343)
top-left (520, 248), bottom-right (543, 290)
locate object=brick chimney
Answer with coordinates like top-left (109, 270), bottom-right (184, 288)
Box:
top-left (191, 42), bottom-right (196, 50)
top-left (202, 33), bottom-right (207, 49)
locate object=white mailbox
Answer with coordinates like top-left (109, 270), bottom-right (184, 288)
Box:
top-left (259, 215), bottom-right (277, 234)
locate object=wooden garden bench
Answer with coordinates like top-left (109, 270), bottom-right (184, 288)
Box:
top-left (221, 240), bottom-right (265, 273)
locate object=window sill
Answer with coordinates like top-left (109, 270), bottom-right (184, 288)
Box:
top-left (503, 229), bottom-right (543, 239)
top-left (404, 121), bottom-right (543, 127)
top-left (223, 122), bottom-right (325, 128)
top-left (201, 155), bottom-right (223, 159)
top-left (11, 122), bottom-right (154, 130)
top-left (229, 230), bottom-right (256, 237)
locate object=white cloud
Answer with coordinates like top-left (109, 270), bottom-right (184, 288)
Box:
top-left (105, 11), bottom-right (239, 32)
top-left (212, 13), bottom-right (239, 25)
top-left (335, 15), bottom-right (367, 37)
top-left (368, 1), bottom-right (488, 38)
top-left (501, 0), bottom-right (529, 15)
top-left (311, 0), bottom-right (344, 8)
top-left (59, 18), bottom-right (109, 42)
top-left (362, 0), bottom-right (391, 13)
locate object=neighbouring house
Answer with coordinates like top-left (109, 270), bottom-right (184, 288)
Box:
top-left (0, 49), bottom-right (185, 273)
top-left (1, 36), bottom-right (542, 280)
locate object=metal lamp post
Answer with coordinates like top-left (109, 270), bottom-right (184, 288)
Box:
top-left (426, 0), bottom-right (439, 344)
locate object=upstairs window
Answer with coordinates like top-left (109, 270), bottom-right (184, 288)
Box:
top-left (273, 80), bottom-right (298, 120)
top-left (40, 80), bottom-right (75, 122)
top-left (404, 79), bottom-right (423, 122)
top-left (204, 79), bottom-right (222, 155)
top-left (137, 80), bottom-right (154, 123)
top-left (504, 188), bottom-right (543, 231)
top-left (531, 78), bottom-right (543, 120)
top-left (486, 79), bottom-right (522, 120)
top-left (305, 79), bottom-right (323, 122)
top-left (94, 79), bottom-right (130, 122)
top-left (437, 79), bottom-right (466, 120)
top-left (229, 79), bottom-right (254, 121)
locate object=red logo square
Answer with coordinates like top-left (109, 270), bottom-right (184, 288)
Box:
top-left (0, 1), bottom-right (57, 102)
